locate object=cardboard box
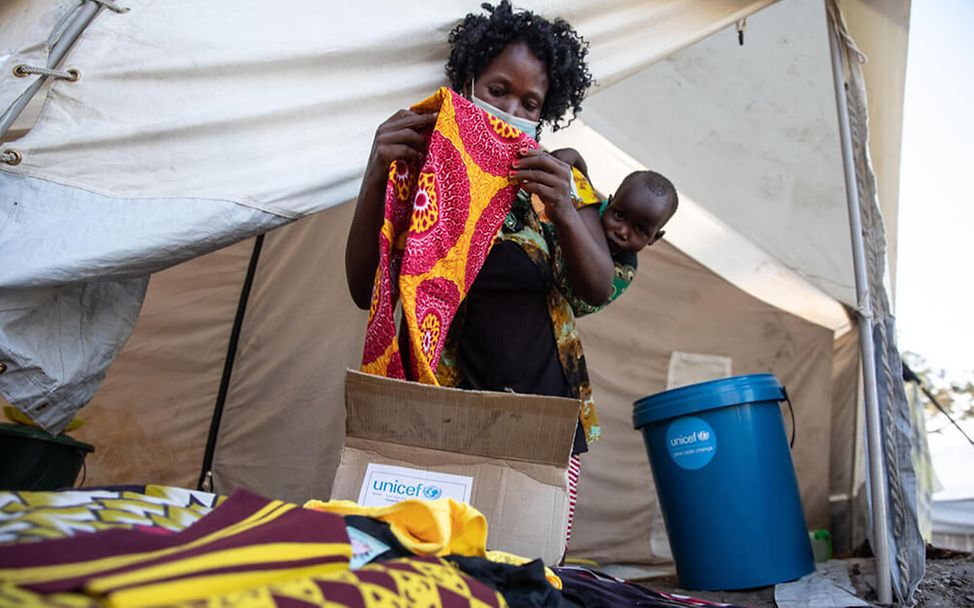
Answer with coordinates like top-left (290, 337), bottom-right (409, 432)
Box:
top-left (331, 370), bottom-right (580, 564)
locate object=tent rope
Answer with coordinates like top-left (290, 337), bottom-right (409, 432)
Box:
top-left (91, 0), bottom-right (129, 14)
top-left (12, 65), bottom-right (80, 81)
top-left (825, 2), bottom-right (867, 65)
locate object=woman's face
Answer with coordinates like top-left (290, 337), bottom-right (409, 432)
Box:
top-left (471, 41), bottom-right (549, 122)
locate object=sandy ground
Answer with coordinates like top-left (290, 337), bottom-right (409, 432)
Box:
top-left (634, 550), bottom-right (974, 607)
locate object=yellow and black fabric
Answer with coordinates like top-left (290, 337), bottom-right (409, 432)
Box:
top-left (0, 490), bottom-right (507, 608)
top-left (304, 498), bottom-right (487, 558)
top-left (0, 485), bottom-right (220, 545)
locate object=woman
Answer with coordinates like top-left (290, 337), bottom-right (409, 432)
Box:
top-left (344, 1), bottom-right (611, 544)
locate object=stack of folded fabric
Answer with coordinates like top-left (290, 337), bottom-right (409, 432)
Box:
top-left (0, 488), bottom-right (746, 608)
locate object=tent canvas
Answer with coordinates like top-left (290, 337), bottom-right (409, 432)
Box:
top-left (1, 0), bottom-right (917, 602)
top-left (66, 0), bottom-right (861, 563)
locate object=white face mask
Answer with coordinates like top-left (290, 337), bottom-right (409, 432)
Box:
top-left (469, 78), bottom-right (541, 138)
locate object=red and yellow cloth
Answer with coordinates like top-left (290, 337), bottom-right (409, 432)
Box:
top-left (360, 87), bottom-right (537, 384)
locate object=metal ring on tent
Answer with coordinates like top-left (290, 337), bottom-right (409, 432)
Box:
top-left (91, 0), bottom-right (130, 13)
top-left (1, 149), bottom-right (22, 166)
top-left (13, 65), bottom-right (81, 82)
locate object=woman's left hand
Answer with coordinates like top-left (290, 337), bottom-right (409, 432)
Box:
top-left (509, 148), bottom-right (575, 219)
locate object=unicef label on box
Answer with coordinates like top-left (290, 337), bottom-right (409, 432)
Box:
top-left (358, 463), bottom-right (473, 507)
top-left (666, 416), bottom-right (717, 470)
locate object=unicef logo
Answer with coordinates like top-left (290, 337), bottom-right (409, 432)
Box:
top-left (422, 485), bottom-right (443, 499)
top-left (665, 416), bottom-right (717, 470)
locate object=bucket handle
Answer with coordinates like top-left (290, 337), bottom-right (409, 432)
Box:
top-left (782, 387), bottom-right (796, 449)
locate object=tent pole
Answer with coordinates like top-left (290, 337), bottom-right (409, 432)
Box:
top-left (196, 234), bottom-right (266, 492)
top-left (827, 19), bottom-right (893, 606)
top-left (0, 1), bottom-right (103, 138)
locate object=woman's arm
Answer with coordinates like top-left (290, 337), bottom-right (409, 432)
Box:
top-left (511, 149), bottom-right (614, 306)
top-left (345, 109), bottom-right (437, 309)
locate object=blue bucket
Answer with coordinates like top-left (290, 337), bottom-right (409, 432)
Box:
top-left (633, 374), bottom-right (814, 590)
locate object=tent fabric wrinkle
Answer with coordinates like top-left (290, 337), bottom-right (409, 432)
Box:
top-left (0, 173), bottom-right (286, 290)
top-left (0, 173), bottom-right (284, 432)
top-left (0, 276), bottom-right (148, 433)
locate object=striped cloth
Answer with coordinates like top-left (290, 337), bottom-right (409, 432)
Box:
top-left (566, 454), bottom-right (582, 550)
top-left (0, 490), bottom-right (506, 608)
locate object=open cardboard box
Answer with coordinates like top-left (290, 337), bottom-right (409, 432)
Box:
top-left (330, 370), bottom-right (581, 564)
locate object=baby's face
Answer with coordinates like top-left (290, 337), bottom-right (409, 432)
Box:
top-left (601, 180), bottom-right (671, 254)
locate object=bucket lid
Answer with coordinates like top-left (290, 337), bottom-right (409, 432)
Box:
top-left (0, 423), bottom-right (94, 452)
top-left (633, 373), bottom-right (785, 429)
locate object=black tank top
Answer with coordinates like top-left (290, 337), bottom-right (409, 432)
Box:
top-left (457, 240), bottom-right (572, 398)
top-left (457, 240), bottom-right (587, 454)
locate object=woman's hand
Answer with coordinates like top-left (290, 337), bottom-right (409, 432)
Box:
top-left (363, 109), bottom-right (438, 186)
top-left (346, 109), bottom-right (437, 309)
top-left (510, 148), bottom-right (614, 306)
top-left (509, 148), bottom-right (576, 221)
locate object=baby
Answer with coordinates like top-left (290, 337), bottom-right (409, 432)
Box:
top-left (551, 147), bottom-right (679, 314)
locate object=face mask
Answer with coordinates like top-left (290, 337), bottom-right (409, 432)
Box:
top-left (469, 78), bottom-right (540, 138)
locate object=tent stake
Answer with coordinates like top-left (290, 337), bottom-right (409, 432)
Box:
top-left (827, 19), bottom-right (893, 607)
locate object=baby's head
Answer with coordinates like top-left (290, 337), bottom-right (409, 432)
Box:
top-left (601, 170), bottom-right (678, 254)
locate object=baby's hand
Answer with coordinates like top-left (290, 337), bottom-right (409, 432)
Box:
top-left (550, 147), bottom-right (589, 180)
top-left (551, 147), bottom-right (582, 167)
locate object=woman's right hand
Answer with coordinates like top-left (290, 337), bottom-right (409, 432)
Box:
top-left (363, 109), bottom-right (438, 186)
top-left (346, 109), bottom-right (437, 309)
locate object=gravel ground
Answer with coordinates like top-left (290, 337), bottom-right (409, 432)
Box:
top-left (635, 549), bottom-right (974, 607)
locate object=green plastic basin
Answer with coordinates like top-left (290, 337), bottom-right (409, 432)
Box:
top-left (0, 423), bottom-right (94, 490)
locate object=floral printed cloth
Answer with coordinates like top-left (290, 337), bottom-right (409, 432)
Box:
top-left (361, 88), bottom-right (536, 384)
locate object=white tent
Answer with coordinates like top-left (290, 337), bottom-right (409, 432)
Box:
top-left (0, 0), bottom-right (918, 603)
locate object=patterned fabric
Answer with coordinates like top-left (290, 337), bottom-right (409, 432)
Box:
top-left (0, 485), bottom-right (220, 546)
top-left (0, 557), bottom-right (506, 608)
top-left (361, 87), bottom-right (536, 384)
top-left (0, 490), bottom-right (506, 608)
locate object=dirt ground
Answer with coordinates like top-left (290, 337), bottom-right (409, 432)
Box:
top-left (635, 549), bottom-right (974, 607)
top-left (886, 553), bottom-right (974, 608)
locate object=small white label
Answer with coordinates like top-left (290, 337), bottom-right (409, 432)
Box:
top-left (347, 526), bottom-right (390, 569)
top-left (357, 463), bottom-right (473, 507)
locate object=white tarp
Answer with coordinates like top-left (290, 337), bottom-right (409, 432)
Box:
top-left (0, 0), bottom-right (776, 431)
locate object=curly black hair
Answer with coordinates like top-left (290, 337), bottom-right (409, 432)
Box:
top-left (445, 1), bottom-right (594, 131)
